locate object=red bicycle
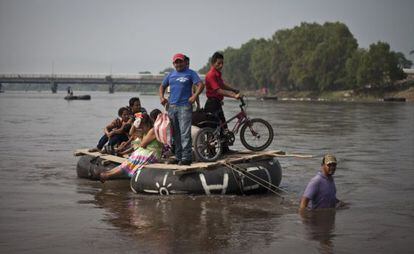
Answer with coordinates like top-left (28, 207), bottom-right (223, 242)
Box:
top-left (194, 97), bottom-right (274, 162)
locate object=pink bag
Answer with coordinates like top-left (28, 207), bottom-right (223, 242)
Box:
top-left (154, 112), bottom-right (172, 146)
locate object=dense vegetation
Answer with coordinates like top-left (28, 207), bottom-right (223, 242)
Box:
top-left (199, 22), bottom-right (412, 92)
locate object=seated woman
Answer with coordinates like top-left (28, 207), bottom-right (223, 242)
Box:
top-left (116, 109), bottom-right (162, 156)
top-left (99, 113), bottom-right (163, 182)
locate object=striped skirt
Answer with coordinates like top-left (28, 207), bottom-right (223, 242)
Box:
top-left (118, 147), bottom-right (159, 177)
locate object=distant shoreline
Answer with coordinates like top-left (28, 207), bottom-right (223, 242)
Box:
top-left (2, 82), bottom-right (413, 102)
top-left (248, 82), bottom-right (414, 102)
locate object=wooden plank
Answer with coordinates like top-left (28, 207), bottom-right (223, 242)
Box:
top-left (74, 148), bottom-right (214, 170)
top-left (74, 149), bottom-right (127, 164)
top-left (73, 148), bottom-right (310, 174)
top-left (173, 150), bottom-right (286, 174)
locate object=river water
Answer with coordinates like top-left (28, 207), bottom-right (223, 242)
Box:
top-left (0, 91), bottom-right (413, 254)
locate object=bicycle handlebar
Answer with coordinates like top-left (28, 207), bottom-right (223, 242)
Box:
top-left (239, 96), bottom-right (246, 108)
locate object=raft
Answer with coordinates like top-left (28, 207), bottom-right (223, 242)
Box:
top-left (75, 149), bottom-right (284, 195)
top-left (130, 157), bottom-right (282, 195)
top-left (258, 96), bottom-right (278, 101)
top-left (383, 97), bottom-right (406, 102)
top-left (64, 94), bottom-right (91, 100)
top-left (76, 154), bottom-right (129, 180)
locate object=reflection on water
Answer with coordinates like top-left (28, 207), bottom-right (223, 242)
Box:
top-left (301, 210), bottom-right (336, 254)
top-left (1, 92), bottom-right (413, 253)
top-left (91, 182), bottom-right (291, 253)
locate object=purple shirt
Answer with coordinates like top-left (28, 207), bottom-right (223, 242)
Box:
top-left (303, 172), bottom-right (337, 209)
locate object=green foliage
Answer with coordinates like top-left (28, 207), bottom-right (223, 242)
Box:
top-left (198, 63), bottom-right (210, 74)
top-left (199, 22), bottom-right (409, 92)
top-left (159, 67), bottom-right (174, 74)
top-left (352, 42), bottom-right (407, 87)
top-left (223, 40), bottom-right (258, 90)
top-left (345, 49), bottom-right (366, 89)
top-left (394, 52), bottom-right (412, 68)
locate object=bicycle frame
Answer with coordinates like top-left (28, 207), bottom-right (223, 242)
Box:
top-left (216, 98), bottom-right (250, 135)
top-left (222, 109), bottom-right (247, 134)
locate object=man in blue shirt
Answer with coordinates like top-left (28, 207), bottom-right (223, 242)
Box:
top-left (299, 154), bottom-right (344, 210)
top-left (159, 53), bottom-right (204, 165)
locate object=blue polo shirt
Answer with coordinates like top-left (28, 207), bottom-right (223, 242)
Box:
top-left (303, 172), bottom-right (337, 209)
top-left (162, 68), bottom-right (202, 106)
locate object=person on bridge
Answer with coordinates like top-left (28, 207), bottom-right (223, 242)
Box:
top-left (204, 51), bottom-right (242, 153)
top-left (299, 154), bottom-right (345, 211)
top-left (159, 53), bottom-right (204, 166)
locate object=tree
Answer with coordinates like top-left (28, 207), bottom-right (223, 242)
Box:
top-left (345, 49), bottom-right (366, 89)
top-left (198, 22), bottom-right (409, 92)
top-left (355, 42), bottom-right (406, 87)
top-left (159, 67), bottom-right (174, 74)
top-left (249, 39), bottom-right (272, 90)
top-left (223, 40), bottom-right (258, 90)
top-left (394, 52), bottom-right (412, 68)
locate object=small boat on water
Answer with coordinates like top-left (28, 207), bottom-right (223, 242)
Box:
top-left (383, 97), bottom-right (406, 102)
top-left (75, 149), bottom-right (283, 195)
top-left (257, 96), bottom-right (278, 101)
top-left (64, 95), bottom-right (91, 100)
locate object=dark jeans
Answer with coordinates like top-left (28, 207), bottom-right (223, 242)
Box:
top-left (204, 98), bottom-right (228, 129)
top-left (204, 98), bottom-right (230, 151)
top-left (97, 133), bottom-right (129, 150)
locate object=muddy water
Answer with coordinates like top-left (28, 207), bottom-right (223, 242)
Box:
top-left (0, 91), bottom-right (413, 253)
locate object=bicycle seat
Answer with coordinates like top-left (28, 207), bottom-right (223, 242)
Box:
top-left (192, 110), bottom-right (219, 129)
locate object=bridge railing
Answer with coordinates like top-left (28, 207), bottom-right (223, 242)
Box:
top-left (0, 73), bottom-right (168, 80)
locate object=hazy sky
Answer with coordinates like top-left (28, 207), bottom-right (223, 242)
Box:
top-left (0, 0), bottom-right (413, 74)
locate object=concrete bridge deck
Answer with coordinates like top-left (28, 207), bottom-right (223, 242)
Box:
top-left (0, 73), bottom-right (178, 93)
top-left (2, 69), bottom-right (411, 93)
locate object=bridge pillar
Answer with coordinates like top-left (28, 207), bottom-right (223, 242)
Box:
top-left (106, 75), bottom-right (114, 93)
top-left (50, 81), bottom-right (58, 93)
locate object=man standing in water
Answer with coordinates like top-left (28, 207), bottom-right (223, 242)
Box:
top-left (159, 53), bottom-right (204, 165)
top-left (300, 154), bottom-right (344, 210)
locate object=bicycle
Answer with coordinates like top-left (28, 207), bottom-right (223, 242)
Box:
top-left (194, 97), bottom-right (274, 162)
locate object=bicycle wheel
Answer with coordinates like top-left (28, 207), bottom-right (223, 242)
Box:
top-left (240, 118), bottom-right (274, 151)
top-left (194, 127), bottom-right (223, 162)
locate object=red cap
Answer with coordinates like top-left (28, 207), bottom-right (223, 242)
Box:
top-left (173, 53), bottom-right (185, 62)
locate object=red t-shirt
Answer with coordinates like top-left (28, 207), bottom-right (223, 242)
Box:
top-left (205, 66), bottom-right (224, 101)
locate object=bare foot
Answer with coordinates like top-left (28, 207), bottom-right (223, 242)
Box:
top-left (99, 172), bottom-right (108, 183)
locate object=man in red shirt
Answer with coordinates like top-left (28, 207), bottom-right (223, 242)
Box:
top-left (204, 52), bottom-right (242, 152)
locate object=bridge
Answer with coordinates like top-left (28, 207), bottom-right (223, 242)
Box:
top-left (0, 73), bottom-right (182, 93)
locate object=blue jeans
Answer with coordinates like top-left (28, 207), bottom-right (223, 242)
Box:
top-left (168, 104), bottom-right (192, 162)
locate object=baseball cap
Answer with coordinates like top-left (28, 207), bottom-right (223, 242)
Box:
top-left (324, 154), bottom-right (337, 165)
top-left (173, 53), bottom-right (185, 62)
